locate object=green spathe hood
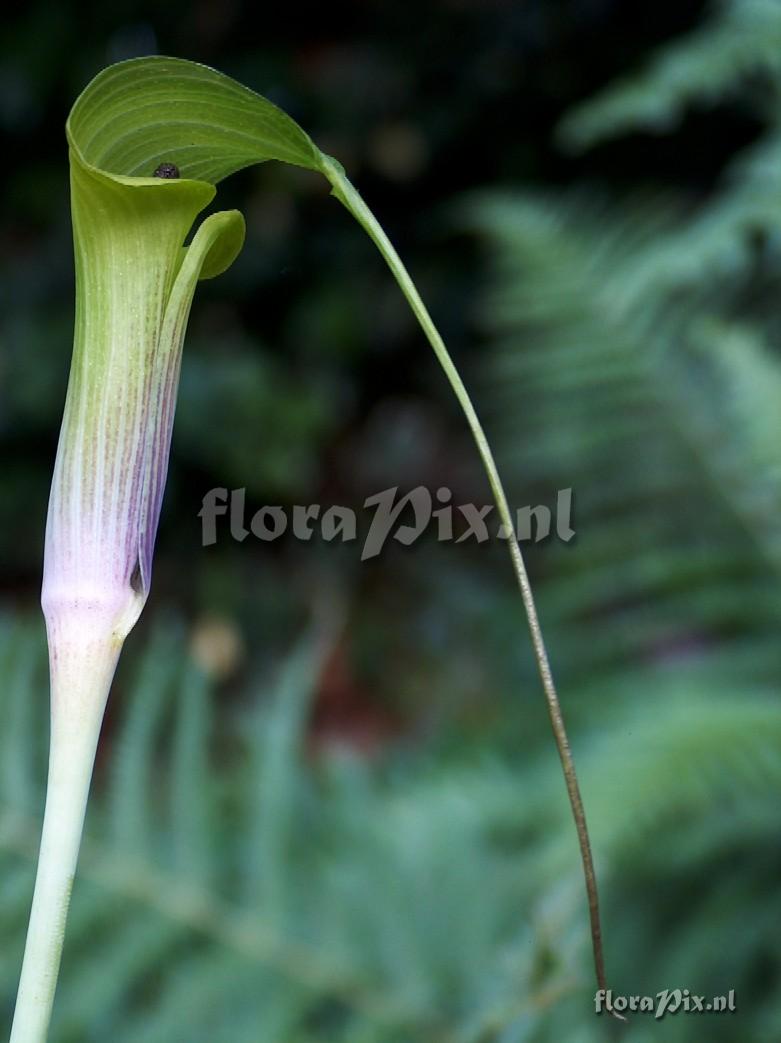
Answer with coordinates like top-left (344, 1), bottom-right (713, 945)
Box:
top-left (44, 99), bottom-right (245, 643)
top-left (43, 55), bottom-right (345, 643)
top-left (65, 55), bottom-right (323, 182)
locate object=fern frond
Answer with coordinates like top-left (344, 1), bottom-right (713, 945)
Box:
top-left (464, 191), bottom-right (781, 699)
top-left (557, 0), bottom-right (781, 151)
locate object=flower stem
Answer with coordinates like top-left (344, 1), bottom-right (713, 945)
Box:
top-left (324, 159), bottom-right (611, 999)
top-left (10, 617), bottom-right (121, 1043)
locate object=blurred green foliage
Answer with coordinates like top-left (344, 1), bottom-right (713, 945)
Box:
top-left (2, 0), bottom-right (781, 1039)
top-left (1, 615), bottom-right (780, 1042)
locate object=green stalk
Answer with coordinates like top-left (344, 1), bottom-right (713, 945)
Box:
top-left (10, 627), bottom-right (120, 1042)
